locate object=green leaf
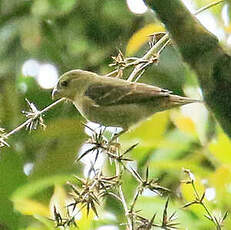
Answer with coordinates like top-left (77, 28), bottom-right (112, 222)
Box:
top-left (121, 111), bottom-right (169, 147)
top-left (11, 174), bottom-right (72, 202)
top-left (150, 160), bottom-right (211, 178)
top-left (0, 150), bottom-right (27, 229)
top-left (209, 126), bottom-right (231, 163)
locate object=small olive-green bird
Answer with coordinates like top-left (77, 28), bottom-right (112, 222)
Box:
top-left (52, 69), bottom-right (200, 132)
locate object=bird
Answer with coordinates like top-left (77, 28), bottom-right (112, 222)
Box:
top-left (52, 69), bottom-right (201, 134)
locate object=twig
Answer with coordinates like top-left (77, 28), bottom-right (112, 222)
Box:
top-left (104, 69), bottom-right (120, 78)
top-left (191, 181), bottom-right (221, 230)
top-left (129, 189), bottom-right (141, 229)
top-left (157, 39), bottom-right (171, 56)
top-left (127, 33), bottom-right (169, 82)
top-left (182, 169), bottom-right (226, 229)
top-left (126, 0), bottom-right (224, 82)
top-left (194, 0), bottom-right (224, 15)
top-left (3, 98), bottom-right (65, 140)
top-left (114, 145), bottom-right (133, 229)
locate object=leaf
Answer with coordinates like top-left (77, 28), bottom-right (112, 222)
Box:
top-left (48, 0), bottom-right (77, 13)
top-left (150, 160), bottom-right (210, 178)
top-left (0, 147), bottom-right (28, 229)
top-left (77, 205), bottom-right (95, 230)
top-left (210, 164), bottom-right (231, 197)
top-left (148, 129), bottom-right (195, 161)
top-left (14, 198), bottom-right (50, 216)
top-left (181, 176), bottom-right (204, 202)
top-left (225, 23), bottom-right (231, 33)
top-left (126, 23), bottom-right (165, 56)
top-left (121, 111), bottom-right (169, 147)
top-left (50, 185), bottom-right (68, 218)
top-left (209, 126), bottom-right (231, 163)
top-left (170, 110), bottom-right (197, 137)
top-left (11, 174), bottom-right (72, 202)
top-left (194, 0), bottom-right (223, 15)
top-left (31, 0), bottom-right (77, 17)
top-left (181, 176), bottom-right (206, 216)
top-left (28, 118), bottom-right (86, 180)
top-left (34, 214), bottom-right (56, 229)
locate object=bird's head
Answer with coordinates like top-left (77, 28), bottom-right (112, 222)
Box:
top-left (52, 69), bottom-right (96, 101)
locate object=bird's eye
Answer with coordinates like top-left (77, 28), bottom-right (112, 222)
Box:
top-left (60, 80), bottom-right (69, 87)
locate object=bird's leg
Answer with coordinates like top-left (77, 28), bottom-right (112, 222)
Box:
top-left (109, 129), bottom-right (127, 144)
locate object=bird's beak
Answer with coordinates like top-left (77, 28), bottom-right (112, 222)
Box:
top-left (52, 88), bottom-right (60, 100)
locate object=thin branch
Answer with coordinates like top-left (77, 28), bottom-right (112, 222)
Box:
top-left (157, 39), bottom-right (171, 56)
top-left (127, 0), bottom-right (224, 82)
top-left (182, 169), bottom-right (225, 229)
top-left (114, 147), bottom-right (133, 229)
top-left (5, 98), bottom-right (65, 138)
top-left (127, 33), bottom-right (169, 82)
top-left (104, 69), bottom-right (120, 78)
top-left (194, 0), bottom-right (224, 15)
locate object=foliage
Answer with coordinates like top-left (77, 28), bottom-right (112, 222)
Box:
top-left (0, 0), bottom-right (231, 229)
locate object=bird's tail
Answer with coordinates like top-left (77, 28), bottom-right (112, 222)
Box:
top-left (169, 95), bottom-right (203, 106)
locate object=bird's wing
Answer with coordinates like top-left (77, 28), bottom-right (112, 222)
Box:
top-left (84, 80), bottom-right (171, 106)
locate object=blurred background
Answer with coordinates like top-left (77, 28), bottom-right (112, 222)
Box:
top-left (0, 0), bottom-right (231, 229)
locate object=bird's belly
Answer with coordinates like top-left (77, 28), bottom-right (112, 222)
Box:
top-left (82, 103), bottom-right (155, 129)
